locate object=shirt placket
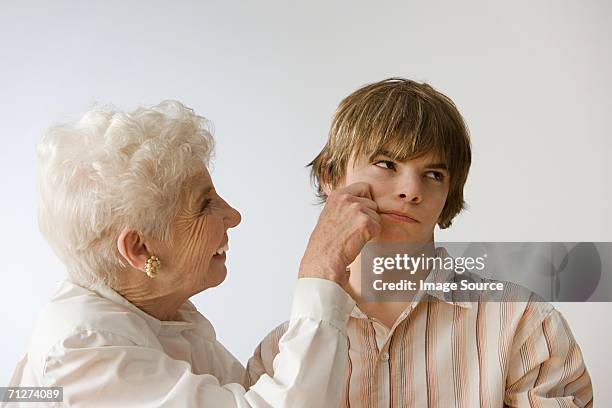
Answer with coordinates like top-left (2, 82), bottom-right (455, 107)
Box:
top-left (371, 320), bottom-right (390, 408)
top-left (370, 307), bottom-right (413, 408)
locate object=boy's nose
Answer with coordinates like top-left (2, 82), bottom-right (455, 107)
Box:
top-left (397, 178), bottom-right (423, 204)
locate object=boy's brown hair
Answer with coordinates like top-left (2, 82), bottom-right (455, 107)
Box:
top-left (309, 78), bottom-right (471, 229)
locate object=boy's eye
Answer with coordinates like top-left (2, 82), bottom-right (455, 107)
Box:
top-left (426, 171), bottom-right (445, 181)
top-left (374, 160), bottom-right (396, 170)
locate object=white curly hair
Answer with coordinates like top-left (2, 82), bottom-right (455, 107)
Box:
top-left (37, 100), bottom-right (215, 288)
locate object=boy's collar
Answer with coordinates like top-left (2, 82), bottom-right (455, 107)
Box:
top-left (350, 245), bottom-right (473, 323)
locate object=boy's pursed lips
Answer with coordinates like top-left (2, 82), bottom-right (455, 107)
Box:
top-left (379, 210), bottom-right (420, 223)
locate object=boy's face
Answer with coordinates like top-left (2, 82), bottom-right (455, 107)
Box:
top-left (339, 150), bottom-right (450, 243)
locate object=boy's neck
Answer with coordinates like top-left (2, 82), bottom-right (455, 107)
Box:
top-left (346, 240), bottom-right (437, 329)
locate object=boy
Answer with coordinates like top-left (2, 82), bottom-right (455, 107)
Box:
top-left (247, 78), bottom-right (592, 407)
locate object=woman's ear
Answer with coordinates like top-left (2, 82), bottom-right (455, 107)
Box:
top-left (117, 228), bottom-right (149, 271)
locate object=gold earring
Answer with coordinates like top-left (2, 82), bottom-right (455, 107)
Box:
top-left (145, 255), bottom-right (161, 278)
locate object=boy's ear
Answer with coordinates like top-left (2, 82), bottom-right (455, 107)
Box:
top-left (321, 183), bottom-right (332, 196)
top-left (321, 173), bottom-right (346, 197)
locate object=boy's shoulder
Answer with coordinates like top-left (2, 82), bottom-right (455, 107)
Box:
top-left (246, 321), bottom-right (290, 382)
top-left (257, 320), bottom-right (290, 358)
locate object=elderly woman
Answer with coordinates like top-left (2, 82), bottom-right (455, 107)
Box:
top-left (9, 101), bottom-right (382, 407)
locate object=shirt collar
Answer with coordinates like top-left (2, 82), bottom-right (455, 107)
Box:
top-left (350, 245), bottom-right (473, 320)
top-left (422, 246), bottom-right (473, 309)
top-left (63, 279), bottom-right (198, 335)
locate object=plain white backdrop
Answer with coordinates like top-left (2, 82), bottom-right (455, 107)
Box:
top-left (1, 0), bottom-right (611, 404)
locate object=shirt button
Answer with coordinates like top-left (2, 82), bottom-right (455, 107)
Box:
top-left (380, 352), bottom-right (389, 361)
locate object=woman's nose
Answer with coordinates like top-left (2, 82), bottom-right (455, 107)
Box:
top-left (224, 201), bottom-right (242, 229)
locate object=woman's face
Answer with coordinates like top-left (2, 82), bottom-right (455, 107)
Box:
top-left (161, 167), bottom-right (241, 295)
top-left (339, 150), bottom-right (450, 244)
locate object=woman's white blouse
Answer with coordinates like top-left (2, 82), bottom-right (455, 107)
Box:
top-left (9, 278), bottom-right (355, 407)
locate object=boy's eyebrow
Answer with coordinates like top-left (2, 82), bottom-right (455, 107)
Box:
top-left (369, 149), bottom-right (396, 160)
top-left (425, 163), bottom-right (448, 170)
top-left (370, 150), bottom-right (448, 170)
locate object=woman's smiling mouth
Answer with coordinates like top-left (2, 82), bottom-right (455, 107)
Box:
top-left (212, 243), bottom-right (228, 260)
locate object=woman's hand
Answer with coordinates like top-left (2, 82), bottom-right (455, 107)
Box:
top-left (299, 182), bottom-right (381, 286)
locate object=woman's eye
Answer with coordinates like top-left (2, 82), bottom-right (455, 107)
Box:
top-left (374, 160), bottom-right (396, 170)
top-left (200, 198), bottom-right (212, 213)
top-left (426, 171), bottom-right (445, 181)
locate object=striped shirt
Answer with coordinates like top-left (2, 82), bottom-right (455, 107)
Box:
top-left (246, 248), bottom-right (593, 407)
